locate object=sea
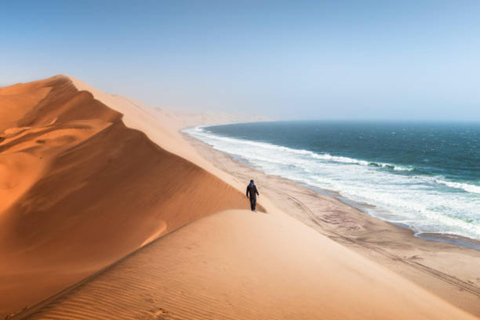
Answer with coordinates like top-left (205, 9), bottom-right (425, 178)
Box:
top-left (185, 121), bottom-right (480, 245)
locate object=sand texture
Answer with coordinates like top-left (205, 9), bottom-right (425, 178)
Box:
top-left (15, 210), bottom-right (476, 320)
top-left (0, 76), bottom-right (248, 318)
top-left (1, 75), bottom-right (478, 319)
top-left (184, 120), bottom-right (480, 317)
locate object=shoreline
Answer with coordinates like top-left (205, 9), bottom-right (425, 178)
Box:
top-left (4, 76), bottom-right (479, 319)
top-left (310, 183), bottom-right (480, 253)
top-left (182, 127), bottom-right (480, 317)
top-left (183, 124), bottom-right (480, 253)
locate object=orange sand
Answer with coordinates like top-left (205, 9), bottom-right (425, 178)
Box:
top-left (17, 211), bottom-right (476, 320)
top-left (0, 75), bottom-right (477, 319)
top-left (0, 76), bottom-right (248, 317)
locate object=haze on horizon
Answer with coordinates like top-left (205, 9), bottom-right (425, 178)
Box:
top-left (1, 0), bottom-right (479, 121)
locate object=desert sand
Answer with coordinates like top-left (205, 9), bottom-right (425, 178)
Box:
top-left (14, 210), bottom-right (476, 320)
top-left (0, 76), bottom-right (249, 318)
top-left (1, 75), bottom-right (478, 319)
top-left (184, 124), bottom-right (480, 317)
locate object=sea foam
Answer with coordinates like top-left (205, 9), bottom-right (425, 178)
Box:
top-left (185, 125), bottom-right (480, 241)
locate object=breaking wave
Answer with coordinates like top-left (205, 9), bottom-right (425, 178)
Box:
top-left (185, 125), bottom-right (480, 241)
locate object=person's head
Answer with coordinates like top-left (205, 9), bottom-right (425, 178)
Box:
top-left (250, 179), bottom-right (254, 184)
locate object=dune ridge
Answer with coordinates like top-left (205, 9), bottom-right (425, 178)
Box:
top-left (1, 75), bottom-right (476, 320)
top-left (0, 76), bottom-right (249, 318)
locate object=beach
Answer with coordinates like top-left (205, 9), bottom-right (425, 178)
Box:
top-left (1, 75), bottom-right (479, 319)
top-left (183, 126), bottom-right (480, 316)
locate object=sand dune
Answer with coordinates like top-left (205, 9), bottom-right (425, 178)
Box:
top-left (0, 80), bottom-right (52, 132)
top-left (0, 76), bottom-right (249, 318)
top-left (17, 210), bottom-right (476, 320)
top-left (1, 75), bottom-right (477, 320)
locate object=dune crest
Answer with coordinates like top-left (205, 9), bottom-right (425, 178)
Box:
top-left (0, 80), bottom-right (52, 132)
top-left (0, 76), bottom-right (248, 318)
top-left (1, 75), bottom-right (476, 320)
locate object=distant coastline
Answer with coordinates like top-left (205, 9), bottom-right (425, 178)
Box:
top-left (185, 121), bottom-right (480, 251)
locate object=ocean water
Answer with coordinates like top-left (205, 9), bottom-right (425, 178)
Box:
top-left (185, 121), bottom-right (480, 242)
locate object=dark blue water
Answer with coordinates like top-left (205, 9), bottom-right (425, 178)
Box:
top-left (207, 121), bottom-right (480, 181)
top-left (186, 121), bottom-right (480, 240)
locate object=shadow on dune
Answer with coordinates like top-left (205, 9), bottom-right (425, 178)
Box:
top-left (0, 75), bottom-right (254, 318)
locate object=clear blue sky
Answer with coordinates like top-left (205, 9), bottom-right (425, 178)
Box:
top-left (1, 0), bottom-right (479, 120)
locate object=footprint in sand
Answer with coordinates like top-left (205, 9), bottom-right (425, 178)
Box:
top-left (144, 307), bottom-right (178, 320)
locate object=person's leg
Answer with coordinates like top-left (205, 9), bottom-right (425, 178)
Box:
top-left (252, 198), bottom-right (256, 211)
top-left (250, 198), bottom-right (255, 211)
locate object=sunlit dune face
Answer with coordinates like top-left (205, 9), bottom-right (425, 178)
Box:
top-left (0, 75), bottom-right (248, 318)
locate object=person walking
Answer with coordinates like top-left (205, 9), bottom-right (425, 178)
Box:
top-left (246, 180), bottom-right (259, 211)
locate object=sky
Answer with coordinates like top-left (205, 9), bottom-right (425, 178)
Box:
top-left (1, 0), bottom-right (480, 121)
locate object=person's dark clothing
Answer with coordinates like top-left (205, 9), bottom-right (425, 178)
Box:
top-left (246, 183), bottom-right (259, 211)
top-left (249, 197), bottom-right (256, 211)
top-left (246, 183), bottom-right (259, 199)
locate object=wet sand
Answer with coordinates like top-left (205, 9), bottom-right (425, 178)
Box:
top-left (183, 130), bottom-right (480, 317)
top-left (2, 75), bottom-right (479, 319)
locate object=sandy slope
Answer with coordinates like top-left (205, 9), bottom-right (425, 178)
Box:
top-left (2, 75), bottom-right (477, 319)
top-left (67, 78), bottom-right (267, 194)
top-left (0, 76), bottom-right (248, 318)
top-left (185, 132), bottom-right (480, 316)
top-left (18, 210), bottom-right (476, 320)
